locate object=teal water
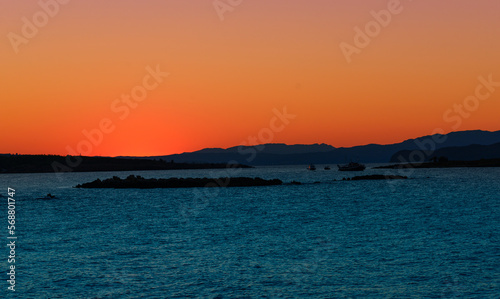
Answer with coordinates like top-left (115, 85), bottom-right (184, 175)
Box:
top-left (2, 166), bottom-right (499, 298)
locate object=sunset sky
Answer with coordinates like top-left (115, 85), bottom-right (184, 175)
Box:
top-left (1, 0), bottom-right (499, 156)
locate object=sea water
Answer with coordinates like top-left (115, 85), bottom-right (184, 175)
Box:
top-left (2, 165), bottom-right (499, 298)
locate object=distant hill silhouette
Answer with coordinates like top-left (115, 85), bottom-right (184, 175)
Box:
top-left (141, 130), bottom-right (500, 165)
top-left (390, 142), bottom-right (500, 163)
top-left (0, 155), bottom-right (250, 174)
top-left (195, 143), bottom-right (335, 155)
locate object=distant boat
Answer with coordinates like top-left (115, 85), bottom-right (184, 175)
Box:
top-left (337, 162), bottom-right (366, 171)
top-left (37, 193), bottom-right (56, 200)
top-left (307, 164), bottom-right (316, 171)
top-left (324, 166), bottom-right (331, 170)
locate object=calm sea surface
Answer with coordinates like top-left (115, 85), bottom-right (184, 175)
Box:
top-left (2, 165), bottom-right (499, 298)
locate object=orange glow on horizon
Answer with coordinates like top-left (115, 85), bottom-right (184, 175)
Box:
top-left (1, 0), bottom-right (500, 156)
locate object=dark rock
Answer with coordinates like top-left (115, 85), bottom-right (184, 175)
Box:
top-left (75, 175), bottom-right (282, 189)
top-left (350, 175), bottom-right (408, 180)
top-left (375, 158), bottom-right (500, 169)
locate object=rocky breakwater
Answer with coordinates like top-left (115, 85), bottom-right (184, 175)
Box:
top-left (75, 175), bottom-right (283, 189)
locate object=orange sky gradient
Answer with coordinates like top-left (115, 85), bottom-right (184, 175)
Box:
top-left (1, 0), bottom-right (500, 156)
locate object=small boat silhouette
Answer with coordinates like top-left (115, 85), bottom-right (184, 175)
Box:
top-left (37, 193), bottom-right (56, 200)
top-left (307, 164), bottom-right (316, 171)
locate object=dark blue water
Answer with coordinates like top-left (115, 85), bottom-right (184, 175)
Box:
top-left (2, 166), bottom-right (499, 298)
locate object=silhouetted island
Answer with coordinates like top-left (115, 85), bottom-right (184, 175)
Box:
top-left (374, 158), bottom-right (500, 169)
top-left (75, 175), bottom-right (283, 189)
top-left (0, 154), bottom-right (251, 173)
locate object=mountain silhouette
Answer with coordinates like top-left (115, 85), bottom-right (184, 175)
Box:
top-left (144, 130), bottom-right (500, 165)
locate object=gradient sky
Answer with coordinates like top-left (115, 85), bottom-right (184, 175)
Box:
top-left (1, 0), bottom-right (500, 156)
